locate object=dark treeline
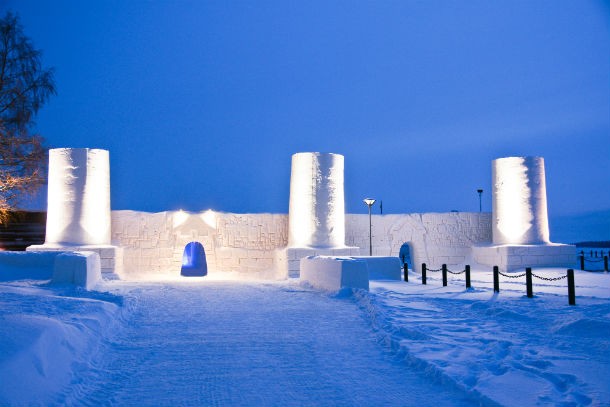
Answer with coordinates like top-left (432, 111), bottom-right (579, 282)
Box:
top-left (575, 241), bottom-right (610, 248)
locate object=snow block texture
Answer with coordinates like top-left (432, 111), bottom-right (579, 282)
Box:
top-left (351, 256), bottom-right (402, 280)
top-left (0, 251), bottom-right (62, 281)
top-left (472, 244), bottom-right (576, 272)
top-left (300, 256), bottom-right (369, 291)
top-left (52, 251), bottom-right (101, 290)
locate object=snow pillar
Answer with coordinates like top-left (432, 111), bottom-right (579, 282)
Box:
top-left (492, 156), bottom-right (550, 244)
top-left (288, 152), bottom-right (345, 248)
top-left (278, 152), bottom-right (358, 278)
top-left (45, 148), bottom-right (111, 245)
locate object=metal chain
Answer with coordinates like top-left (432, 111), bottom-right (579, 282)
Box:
top-left (421, 266), bottom-right (576, 281)
top-left (584, 258), bottom-right (605, 263)
top-left (531, 272), bottom-right (568, 281)
top-left (498, 271), bottom-right (526, 278)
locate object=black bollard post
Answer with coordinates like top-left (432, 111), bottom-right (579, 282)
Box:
top-left (493, 266), bottom-right (499, 293)
top-left (465, 265), bottom-right (471, 288)
top-left (580, 252), bottom-right (585, 271)
top-left (567, 269), bottom-right (576, 305)
top-left (605, 256), bottom-right (608, 272)
top-left (404, 263), bottom-right (408, 282)
top-left (526, 267), bottom-right (533, 298)
top-left (442, 264), bottom-right (447, 287)
top-left (422, 263), bottom-right (427, 285)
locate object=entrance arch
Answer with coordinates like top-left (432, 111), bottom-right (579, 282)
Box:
top-left (399, 243), bottom-right (412, 270)
top-left (181, 241), bottom-right (208, 277)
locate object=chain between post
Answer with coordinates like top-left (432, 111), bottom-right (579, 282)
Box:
top-left (498, 271), bottom-right (526, 278)
top-left (446, 268), bottom-right (466, 275)
top-left (531, 272), bottom-right (568, 281)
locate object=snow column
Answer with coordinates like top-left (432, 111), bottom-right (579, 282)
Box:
top-left (492, 156), bottom-right (550, 245)
top-left (288, 152), bottom-right (345, 248)
top-left (45, 148), bottom-right (112, 245)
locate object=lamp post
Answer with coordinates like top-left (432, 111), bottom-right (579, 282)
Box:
top-left (363, 198), bottom-right (376, 256)
top-left (477, 189), bottom-right (483, 212)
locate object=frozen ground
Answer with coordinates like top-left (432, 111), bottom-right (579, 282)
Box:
top-left (0, 267), bottom-right (609, 406)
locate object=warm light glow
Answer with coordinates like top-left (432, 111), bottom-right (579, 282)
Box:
top-left (200, 210), bottom-right (217, 229)
top-left (495, 173), bottom-right (533, 242)
top-left (172, 210), bottom-right (189, 228)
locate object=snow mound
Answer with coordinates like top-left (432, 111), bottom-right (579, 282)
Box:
top-left (0, 283), bottom-right (122, 405)
top-left (553, 318), bottom-right (610, 339)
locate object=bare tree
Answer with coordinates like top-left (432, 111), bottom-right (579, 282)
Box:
top-left (0, 12), bottom-right (55, 223)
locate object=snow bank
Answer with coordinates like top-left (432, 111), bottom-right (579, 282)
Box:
top-left (0, 283), bottom-right (121, 405)
top-left (354, 268), bottom-right (610, 406)
top-left (300, 256), bottom-right (369, 291)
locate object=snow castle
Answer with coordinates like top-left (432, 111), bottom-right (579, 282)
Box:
top-left (26, 149), bottom-right (574, 278)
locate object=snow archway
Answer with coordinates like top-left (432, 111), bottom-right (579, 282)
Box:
top-left (399, 243), bottom-right (412, 269)
top-left (181, 242), bottom-right (208, 277)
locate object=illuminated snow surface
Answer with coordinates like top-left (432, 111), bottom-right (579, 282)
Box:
top-left (1, 269), bottom-right (609, 406)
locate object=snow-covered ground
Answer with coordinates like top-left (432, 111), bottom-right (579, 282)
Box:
top-left (358, 268), bottom-right (610, 406)
top-left (1, 266), bottom-right (609, 406)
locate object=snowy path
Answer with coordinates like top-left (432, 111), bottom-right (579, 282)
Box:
top-left (60, 281), bottom-right (476, 406)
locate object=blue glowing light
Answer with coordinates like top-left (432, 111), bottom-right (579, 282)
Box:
top-left (180, 241), bottom-right (207, 277)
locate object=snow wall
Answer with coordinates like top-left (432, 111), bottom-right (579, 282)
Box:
top-left (110, 210), bottom-right (492, 278)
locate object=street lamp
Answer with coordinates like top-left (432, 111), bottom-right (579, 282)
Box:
top-left (477, 189), bottom-right (483, 212)
top-left (363, 198), bottom-right (376, 256)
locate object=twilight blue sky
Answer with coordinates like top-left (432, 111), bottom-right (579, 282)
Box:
top-left (4, 1), bottom-right (610, 237)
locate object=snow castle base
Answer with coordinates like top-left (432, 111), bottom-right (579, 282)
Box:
top-left (472, 244), bottom-right (576, 272)
top-left (300, 256), bottom-right (369, 291)
top-left (27, 244), bottom-right (123, 277)
top-left (277, 247), bottom-right (361, 278)
top-left (52, 251), bottom-right (101, 290)
top-left (350, 256), bottom-right (402, 280)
